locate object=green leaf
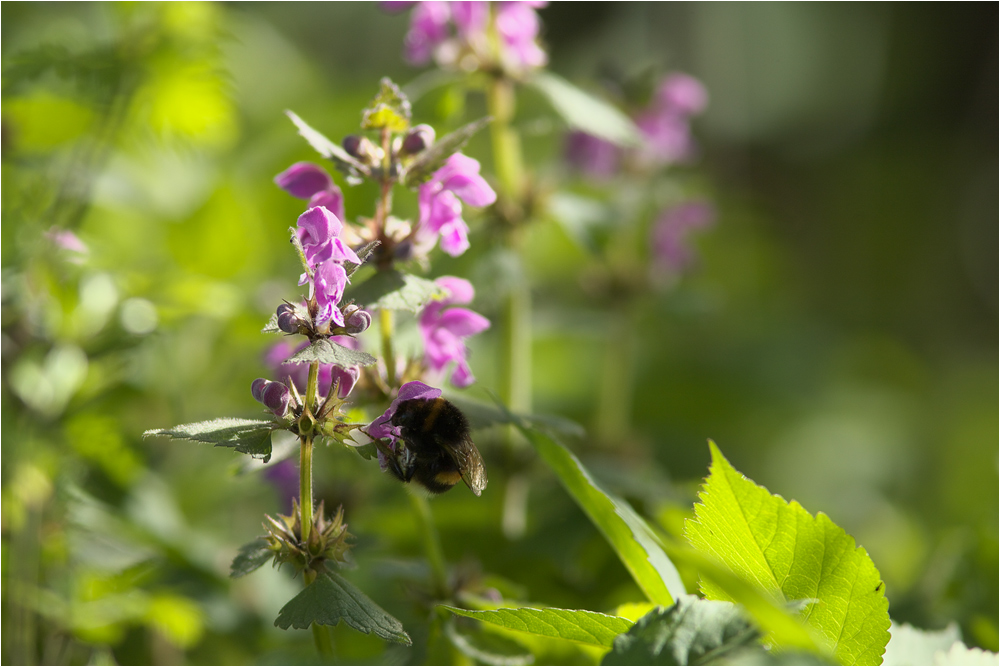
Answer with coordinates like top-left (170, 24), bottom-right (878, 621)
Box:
top-left (274, 572), bottom-right (411, 645)
top-left (285, 110), bottom-right (369, 185)
top-left (548, 192), bottom-right (612, 255)
top-left (661, 544), bottom-right (823, 656)
top-left (443, 616), bottom-right (534, 666)
top-left (602, 595), bottom-right (760, 666)
top-left (516, 423), bottom-right (685, 606)
top-left (230, 538), bottom-right (272, 578)
top-left (344, 240), bottom-right (380, 278)
top-left (351, 442), bottom-right (378, 461)
top-left (144, 418), bottom-right (274, 462)
top-left (527, 71), bottom-right (641, 148)
top-left (284, 338), bottom-right (377, 367)
top-left (345, 270), bottom-right (446, 313)
top-left (401, 116), bottom-right (492, 186)
top-left (441, 606), bottom-right (633, 649)
top-left (361, 77), bottom-right (411, 132)
top-left (684, 442), bottom-right (891, 666)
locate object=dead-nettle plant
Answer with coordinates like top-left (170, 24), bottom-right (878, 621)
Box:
top-left (146, 78), bottom-right (498, 651)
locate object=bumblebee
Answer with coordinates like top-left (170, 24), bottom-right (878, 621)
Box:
top-left (376, 397), bottom-right (487, 496)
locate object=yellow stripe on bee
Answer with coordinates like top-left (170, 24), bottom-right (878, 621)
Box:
top-left (434, 469), bottom-right (462, 486)
top-left (422, 397), bottom-right (446, 432)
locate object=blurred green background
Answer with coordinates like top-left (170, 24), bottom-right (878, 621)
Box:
top-left (2, 2), bottom-right (996, 664)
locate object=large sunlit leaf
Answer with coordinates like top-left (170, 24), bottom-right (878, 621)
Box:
top-left (684, 442), bottom-right (891, 666)
top-left (602, 595), bottom-right (761, 666)
top-left (345, 269), bottom-right (446, 313)
top-left (516, 424), bottom-right (685, 606)
top-left (441, 606), bottom-right (633, 648)
top-left (274, 572), bottom-right (411, 645)
top-left (143, 418), bottom-right (274, 461)
top-left (284, 338), bottom-right (377, 367)
top-left (527, 71), bottom-right (641, 147)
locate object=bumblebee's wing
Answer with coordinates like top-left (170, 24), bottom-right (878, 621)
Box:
top-left (440, 435), bottom-right (487, 496)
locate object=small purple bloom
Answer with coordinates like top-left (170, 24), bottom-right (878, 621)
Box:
top-left (276, 162), bottom-right (345, 221)
top-left (636, 72), bottom-right (708, 166)
top-left (657, 73), bottom-right (708, 117)
top-left (403, 0), bottom-right (452, 65)
top-left (451, 1), bottom-right (489, 37)
top-left (367, 380), bottom-right (442, 446)
top-left (46, 227), bottom-right (89, 255)
top-left (496, 1), bottom-right (547, 69)
top-left (650, 200), bottom-right (716, 273)
top-left (420, 276), bottom-right (490, 388)
top-left (312, 260), bottom-right (349, 328)
top-left (565, 131), bottom-right (621, 179)
top-left (417, 153), bottom-right (495, 257)
top-left (296, 206), bottom-right (359, 269)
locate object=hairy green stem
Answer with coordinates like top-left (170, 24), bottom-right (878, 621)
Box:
top-left (410, 494), bottom-right (449, 598)
top-left (299, 434), bottom-right (314, 546)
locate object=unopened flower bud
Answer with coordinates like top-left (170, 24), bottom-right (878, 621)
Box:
top-left (402, 124), bottom-right (435, 155)
top-left (276, 305), bottom-right (300, 334)
top-left (331, 366), bottom-right (360, 399)
top-left (344, 309), bottom-right (372, 334)
top-left (342, 135), bottom-right (380, 164)
top-left (393, 240), bottom-right (413, 262)
top-left (261, 381), bottom-right (292, 417)
top-left (251, 378), bottom-right (269, 403)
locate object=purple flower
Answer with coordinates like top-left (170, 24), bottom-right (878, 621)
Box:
top-left (367, 381), bottom-right (442, 469)
top-left (420, 276), bottom-right (490, 387)
top-left (275, 162), bottom-right (345, 221)
top-left (564, 131), bottom-right (621, 179)
top-left (403, 0), bottom-right (452, 64)
top-left (417, 153), bottom-right (496, 257)
top-left (496, 1), bottom-right (547, 70)
top-left (295, 206), bottom-right (360, 270)
top-left (657, 73), bottom-right (708, 117)
top-left (393, 1), bottom-right (547, 73)
top-left (650, 200), bottom-right (716, 273)
top-left (636, 72), bottom-right (708, 166)
top-left (312, 260), bottom-right (349, 328)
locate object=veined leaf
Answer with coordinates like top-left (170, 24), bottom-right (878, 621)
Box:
top-left (527, 71), bottom-right (641, 148)
top-left (143, 418), bottom-right (274, 461)
top-left (516, 424), bottom-right (685, 606)
top-left (274, 572), bottom-right (411, 645)
top-left (286, 110), bottom-right (368, 185)
top-left (230, 538), bottom-right (271, 578)
top-left (441, 606), bottom-right (632, 648)
top-left (345, 269), bottom-right (446, 313)
top-left (602, 595), bottom-right (760, 666)
top-left (684, 441), bottom-right (891, 666)
top-left (402, 116), bottom-right (492, 186)
top-left (284, 338), bottom-right (377, 367)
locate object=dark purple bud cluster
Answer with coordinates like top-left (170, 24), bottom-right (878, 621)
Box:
top-left (252, 378), bottom-right (294, 417)
top-left (342, 135), bottom-right (382, 165)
